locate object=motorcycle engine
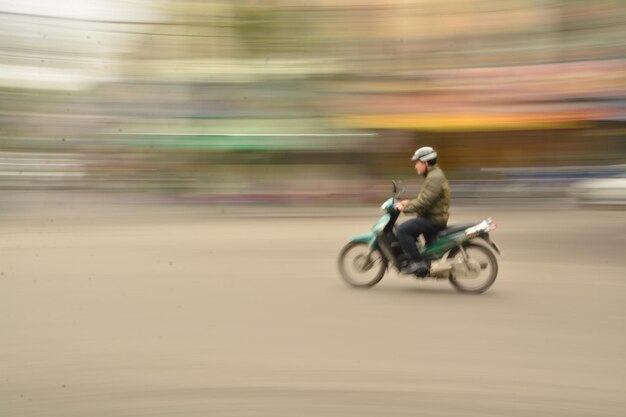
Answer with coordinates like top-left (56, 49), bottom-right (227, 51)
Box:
top-left (429, 260), bottom-right (452, 278)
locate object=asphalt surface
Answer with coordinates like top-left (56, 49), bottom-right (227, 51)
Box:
top-left (1, 198), bottom-right (625, 417)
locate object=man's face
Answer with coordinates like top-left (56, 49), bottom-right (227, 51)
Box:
top-left (415, 160), bottom-right (427, 175)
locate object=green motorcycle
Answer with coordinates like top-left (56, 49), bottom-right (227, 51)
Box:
top-left (338, 181), bottom-right (501, 294)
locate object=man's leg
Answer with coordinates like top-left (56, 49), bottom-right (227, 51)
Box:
top-left (397, 217), bottom-right (444, 274)
top-left (396, 218), bottom-right (424, 262)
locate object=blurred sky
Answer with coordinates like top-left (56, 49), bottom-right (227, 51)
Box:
top-left (0, 0), bottom-right (160, 21)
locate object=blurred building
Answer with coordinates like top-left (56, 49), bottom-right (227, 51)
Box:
top-left (0, 0), bottom-right (624, 201)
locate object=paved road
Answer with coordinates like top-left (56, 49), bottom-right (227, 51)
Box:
top-left (1, 202), bottom-right (625, 417)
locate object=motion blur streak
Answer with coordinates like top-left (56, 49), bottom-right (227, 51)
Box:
top-left (0, 0), bottom-right (624, 201)
top-left (1, 1), bottom-right (625, 416)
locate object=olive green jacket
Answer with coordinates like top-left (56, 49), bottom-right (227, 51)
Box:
top-left (403, 165), bottom-right (451, 226)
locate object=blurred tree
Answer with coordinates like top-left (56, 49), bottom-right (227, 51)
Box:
top-left (231, 5), bottom-right (279, 56)
top-left (230, 3), bottom-right (316, 58)
top-left (143, 1), bottom-right (317, 59)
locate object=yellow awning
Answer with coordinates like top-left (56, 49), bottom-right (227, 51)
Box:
top-left (335, 113), bottom-right (596, 132)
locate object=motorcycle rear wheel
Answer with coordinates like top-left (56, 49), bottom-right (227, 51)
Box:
top-left (448, 243), bottom-right (498, 294)
top-left (338, 242), bottom-right (387, 288)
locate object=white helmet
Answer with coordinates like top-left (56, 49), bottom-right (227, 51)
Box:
top-left (411, 146), bottom-right (438, 162)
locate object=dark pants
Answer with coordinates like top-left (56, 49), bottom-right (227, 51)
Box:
top-left (397, 217), bottom-right (445, 262)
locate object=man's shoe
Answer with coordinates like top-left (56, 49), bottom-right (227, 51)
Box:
top-left (414, 260), bottom-right (431, 277)
top-left (401, 260), bottom-right (430, 275)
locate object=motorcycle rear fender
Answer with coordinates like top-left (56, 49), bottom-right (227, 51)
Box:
top-left (480, 233), bottom-right (501, 255)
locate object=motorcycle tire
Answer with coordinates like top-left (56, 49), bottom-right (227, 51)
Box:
top-left (448, 242), bottom-right (498, 294)
top-left (338, 242), bottom-right (387, 288)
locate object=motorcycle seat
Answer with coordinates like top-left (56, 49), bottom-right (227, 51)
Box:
top-left (439, 223), bottom-right (477, 237)
top-left (426, 223), bottom-right (477, 242)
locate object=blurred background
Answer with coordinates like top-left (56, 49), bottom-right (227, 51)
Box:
top-left (1, 0), bottom-right (625, 207)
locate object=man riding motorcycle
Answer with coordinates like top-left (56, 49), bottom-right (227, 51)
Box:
top-left (394, 146), bottom-right (451, 275)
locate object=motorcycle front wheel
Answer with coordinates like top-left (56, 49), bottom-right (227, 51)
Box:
top-left (448, 243), bottom-right (498, 294)
top-left (338, 242), bottom-right (387, 288)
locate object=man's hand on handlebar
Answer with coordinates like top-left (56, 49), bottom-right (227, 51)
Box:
top-left (394, 199), bottom-right (411, 211)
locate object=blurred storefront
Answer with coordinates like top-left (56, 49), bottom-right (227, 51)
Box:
top-left (0, 0), bottom-right (624, 202)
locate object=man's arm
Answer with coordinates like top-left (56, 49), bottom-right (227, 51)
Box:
top-left (403, 176), bottom-right (444, 215)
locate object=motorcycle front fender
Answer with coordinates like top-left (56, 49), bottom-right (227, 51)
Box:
top-left (349, 232), bottom-right (378, 248)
